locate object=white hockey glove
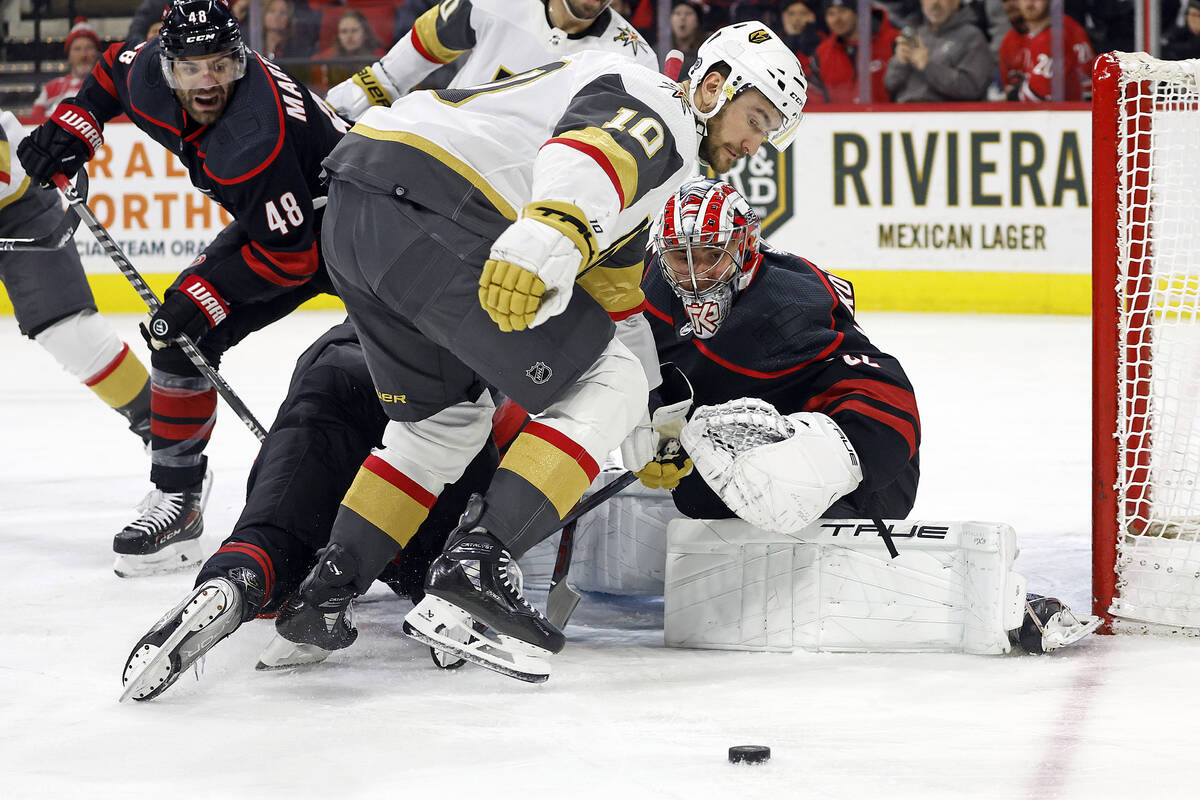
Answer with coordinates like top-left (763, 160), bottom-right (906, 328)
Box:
top-left (325, 64), bottom-right (400, 121)
top-left (680, 399), bottom-right (863, 533)
top-left (478, 201), bottom-right (595, 333)
top-left (619, 364), bottom-right (694, 489)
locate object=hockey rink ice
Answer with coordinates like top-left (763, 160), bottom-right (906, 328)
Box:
top-left (2, 309), bottom-right (1197, 799)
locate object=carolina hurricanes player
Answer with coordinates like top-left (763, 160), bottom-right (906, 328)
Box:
top-left (325, 0), bottom-right (657, 121)
top-left (17, 0), bottom-right (350, 577)
top-left (648, 177), bottom-right (919, 530)
top-left (261, 22), bottom-right (807, 684)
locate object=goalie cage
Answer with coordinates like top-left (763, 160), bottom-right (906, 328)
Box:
top-left (1093, 52), bottom-right (1200, 633)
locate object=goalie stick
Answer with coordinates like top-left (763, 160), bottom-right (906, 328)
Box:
top-left (52, 174), bottom-right (268, 442)
top-left (0, 173), bottom-right (85, 251)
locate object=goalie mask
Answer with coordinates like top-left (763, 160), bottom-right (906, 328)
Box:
top-left (653, 178), bottom-right (762, 339)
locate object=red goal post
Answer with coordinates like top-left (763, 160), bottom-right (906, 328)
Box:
top-left (1093, 52), bottom-right (1200, 633)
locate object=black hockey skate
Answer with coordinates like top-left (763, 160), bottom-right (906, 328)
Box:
top-left (112, 470), bottom-right (213, 577)
top-left (403, 494), bottom-right (566, 683)
top-left (1013, 594), bottom-right (1102, 654)
top-left (120, 566), bottom-right (264, 702)
top-left (270, 544), bottom-right (360, 657)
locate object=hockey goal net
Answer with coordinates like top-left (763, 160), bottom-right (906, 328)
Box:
top-left (1093, 53), bottom-right (1200, 633)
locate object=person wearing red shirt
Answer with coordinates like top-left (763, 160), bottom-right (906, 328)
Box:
top-left (809, 0), bottom-right (901, 104)
top-left (1009, 0), bottom-right (1094, 101)
top-left (29, 18), bottom-right (101, 123)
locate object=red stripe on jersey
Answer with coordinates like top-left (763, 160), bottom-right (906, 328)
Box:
top-left (218, 542), bottom-right (276, 596)
top-left (804, 378), bottom-right (920, 428)
top-left (608, 305), bottom-right (644, 322)
top-left (240, 243), bottom-right (314, 287)
top-left (363, 454), bottom-right (439, 509)
top-left (692, 334), bottom-right (843, 379)
top-left (92, 54), bottom-right (118, 98)
top-left (542, 137), bottom-right (626, 208)
top-left (834, 399), bottom-right (919, 457)
top-left (643, 297), bottom-right (673, 324)
top-left (0, 169), bottom-right (9, 185)
top-left (153, 384), bottom-right (218, 419)
top-left (202, 55), bottom-right (286, 185)
top-left (492, 398), bottom-right (529, 452)
top-left (254, 241), bottom-right (319, 279)
top-left (409, 29), bottom-right (444, 64)
top-left (84, 343), bottom-right (130, 386)
top-left (151, 418), bottom-right (216, 441)
top-left (523, 421), bottom-right (600, 482)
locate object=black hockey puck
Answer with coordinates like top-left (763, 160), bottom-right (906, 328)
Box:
top-left (728, 745), bottom-right (771, 764)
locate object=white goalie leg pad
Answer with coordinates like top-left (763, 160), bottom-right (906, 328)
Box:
top-left (34, 309), bottom-right (125, 382)
top-left (374, 393), bottom-right (496, 493)
top-left (682, 401), bottom-right (862, 533)
top-left (519, 470), bottom-right (678, 594)
top-left (664, 518), bottom-right (1026, 655)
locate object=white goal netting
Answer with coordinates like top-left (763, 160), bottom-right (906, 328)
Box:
top-left (1106, 54), bottom-right (1200, 630)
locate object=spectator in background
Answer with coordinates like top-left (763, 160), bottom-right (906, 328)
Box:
top-left (1164, 0), bottom-right (1200, 60)
top-left (30, 18), bottom-right (101, 124)
top-left (262, 0), bottom-right (315, 83)
top-left (128, 0), bottom-right (169, 42)
top-left (671, 1), bottom-right (706, 76)
top-left (809, 0), bottom-right (901, 104)
top-left (312, 8), bottom-right (386, 94)
top-left (1065, 0), bottom-right (1133, 54)
top-left (884, 0), bottom-right (993, 102)
top-left (778, 0), bottom-right (825, 73)
top-left (1007, 0), bottom-right (1094, 101)
top-left (995, 0), bottom-right (1027, 99)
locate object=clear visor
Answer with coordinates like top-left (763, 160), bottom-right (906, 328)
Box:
top-left (162, 47), bottom-right (247, 90)
top-left (656, 224), bottom-right (752, 298)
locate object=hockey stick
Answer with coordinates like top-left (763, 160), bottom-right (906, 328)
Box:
top-left (52, 174), bottom-right (268, 442)
top-left (0, 172), bottom-right (86, 251)
top-left (545, 469), bottom-right (639, 628)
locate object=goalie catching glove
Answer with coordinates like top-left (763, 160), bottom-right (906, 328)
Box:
top-left (680, 398), bottom-right (863, 533)
top-left (478, 202), bottom-right (596, 332)
top-left (620, 363), bottom-right (694, 490)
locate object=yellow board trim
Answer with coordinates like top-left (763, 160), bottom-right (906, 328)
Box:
top-left (413, 7), bottom-right (468, 65)
top-left (89, 348), bottom-right (149, 408)
top-left (0, 272), bottom-right (1092, 316)
top-left (341, 466), bottom-right (431, 547)
top-left (0, 273), bottom-right (344, 315)
top-left (836, 270), bottom-right (1091, 315)
top-left (499, 433), bottom-right (591, 518)
top-left (350, 124), bottom-right (517, 221)
top-left (553, 128), bottom-right (639, 210)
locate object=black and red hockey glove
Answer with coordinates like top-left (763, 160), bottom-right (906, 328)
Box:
top-left (16, 101), bottom-right (103, 185)
top-left (140, 275), bottom-right (230, 350)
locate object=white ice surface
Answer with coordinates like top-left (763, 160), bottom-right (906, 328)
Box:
top-left (2, 310), bottom-right (1198, 799)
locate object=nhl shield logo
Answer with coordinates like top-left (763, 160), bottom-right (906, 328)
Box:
top-left (526, 362), bottom-right (553, 385)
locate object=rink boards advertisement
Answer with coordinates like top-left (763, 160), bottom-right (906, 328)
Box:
top-left (4, 108), bottom-right (1093, 315)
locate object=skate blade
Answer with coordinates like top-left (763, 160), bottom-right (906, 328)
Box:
top-left (120, 580), bottom-right (237, 702)
top-left (403, 596), bottom-right (551, 684)
top-left (255, 634), bottom-right (331, 671)
top-left (114, 540), bottom-right (204, 578)
top-left (1042, 611), bottom-right (1103, 651)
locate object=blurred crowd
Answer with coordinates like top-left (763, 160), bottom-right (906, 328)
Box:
top-left (32, 0), bottom-right (1200, 117)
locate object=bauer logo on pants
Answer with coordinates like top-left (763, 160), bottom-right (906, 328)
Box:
top-left (526, 362), bottom-right (553, 385)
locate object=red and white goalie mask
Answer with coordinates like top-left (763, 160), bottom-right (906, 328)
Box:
top-left (653, 178), bottom-right (763, 339)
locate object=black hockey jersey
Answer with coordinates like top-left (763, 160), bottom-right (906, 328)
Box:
top-left (72, 38), bottom-right (349, 305)
top-left (643, 244), bottom-right (921, 502)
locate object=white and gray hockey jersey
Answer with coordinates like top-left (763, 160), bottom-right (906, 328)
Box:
top-left (323, 51), bottom-right (698, 319)
top-left (379, 0), bottom-right (656, 93)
